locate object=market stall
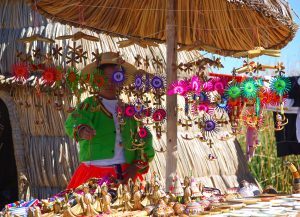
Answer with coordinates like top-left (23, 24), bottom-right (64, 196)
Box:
top-left (0, 0), bottom-right (299, 216)
top-left (28, 0), bottom-right (297, 190)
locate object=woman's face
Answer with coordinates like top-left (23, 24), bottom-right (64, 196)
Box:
top-left (102, 64), bottom-right (118, 92)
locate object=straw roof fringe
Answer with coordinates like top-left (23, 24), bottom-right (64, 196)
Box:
top-left (27, 0), bottom-right (297, 56)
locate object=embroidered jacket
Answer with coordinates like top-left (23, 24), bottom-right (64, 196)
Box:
top-left (65, 96), bottom-right (155, 163)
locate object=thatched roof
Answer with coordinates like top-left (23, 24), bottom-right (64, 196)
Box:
top-left (0, 1), bottom-right (202, 75)
top-left (27, 0), bottom-right (297, 56)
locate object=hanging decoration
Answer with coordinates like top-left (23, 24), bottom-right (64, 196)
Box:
top-left (12, 63), bottom-right (30, 82)
top-left (66, 67), bottom-right (80, 93)
top-left (270, 75), bottom-right (291, 96)
top-left (5, 37), bottom-right (292, 161)
top-left (241, 78), bottom-right (259, 99)
top-left (166, 58), bottom-right (291, 162)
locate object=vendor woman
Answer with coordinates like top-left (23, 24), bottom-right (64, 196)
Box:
top-left (65, 52), bottom-right (154, 189)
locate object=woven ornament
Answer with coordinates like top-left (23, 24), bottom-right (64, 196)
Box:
top-left (167, 80), bottom-right (189, 96)
top-left (241, 78), bottom-right (258, 99)
top-left (66, 67), bottom-right (80, 92)
top-left (152, 108), bottom-right (167, 122)
top-left (124, 105), bottom-right (135, 117)
top-left (138, 127), bottom-right (148, 138)
top-left (89, 69), bottom-right (106, 91)
top-left (111, 68), bottom-right (126, 85)
top-left (134, 74), bottom-right (143, 90)
top-left (151, 75), bottom-right (165, 89)
top-left (212, 77), bottom-right (227, 94)
top-left (270, 76), bottom-right (291, 96)
top-left (225, 83), bottom-right (241, 99)
top-left (12, 63), bottom-right (30, 81)
top-left (189, 75), bottom-right (202, 94)
top-left (42, 67), bottom-right (59, 85)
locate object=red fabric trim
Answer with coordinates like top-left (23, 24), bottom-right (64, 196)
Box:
top-left (67, 163), bottom-right (144, 189)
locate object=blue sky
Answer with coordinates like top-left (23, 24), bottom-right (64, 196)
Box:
top-left (210, 0), bottom-right (300, 77)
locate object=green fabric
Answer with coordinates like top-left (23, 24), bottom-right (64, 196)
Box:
top-left (65, 96), bottom-right (154, 163)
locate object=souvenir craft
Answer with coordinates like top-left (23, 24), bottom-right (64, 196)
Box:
top-left (170, 174), bottom-right (184, 199)
top-left (100, 183), bottom-right (112, 214)
top-left (122, 184), bottom-right (133, 211)
top-left (184, 201), bottom-right (203, 216)
top-left (133, 182), bottom-right (143, 210)
top-left (183, 177), bottom-right (192, 204)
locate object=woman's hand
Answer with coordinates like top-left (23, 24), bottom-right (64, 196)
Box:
top-left (78, 126), bottom-right (96, 140)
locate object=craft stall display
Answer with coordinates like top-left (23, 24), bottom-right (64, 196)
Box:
top-left (3, 37), bottom-right (293, 162)
top-left (166, 58), bottom-right (292, 162)
top-left (1, 166), bottom-right (300, 217)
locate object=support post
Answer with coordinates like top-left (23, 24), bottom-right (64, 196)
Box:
top-left (165, 0), bottom-right (177, 191)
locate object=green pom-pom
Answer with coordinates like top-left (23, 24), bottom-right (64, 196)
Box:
top-left (241, 78), bottom-right (258, 99)
top-left (225, 83), bottom-right (241, 99)
top-left (270, 76), bottom-right (291, 96)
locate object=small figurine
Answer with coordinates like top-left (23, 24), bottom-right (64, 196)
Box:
top-left (82, 185), bottom-right (98, 216)
top-left (152, 199), bottom-right (168, 217)
top-left (151, 182), bottom-right (164, 205)
top-left (123, 184), bottom-right (133, 211)
top-left (71, 193), bottom-right (84, 215)
top-left (141, 182), bottom-right (152, 207)
top-left (190, 177), bottom-right (203, 199)
top-left (198, 182), bottom-right (204, 194)
top-left (112, 184), bottom-right (123, 208)
top-left (3, 207), bottom-right (11, 217)
top-left (133, 182), bottom-right (143, 210)
top-left (63, 203), bottom-right (77, 217)
top-left (183, 187), bottom-right (192, 204)
top-left (101, 183), bottom-right (112, 214)
top-left (93, 185), bottom-right (102, 212)
top-left (53, 198), bottom-right (62, 214)
top-left (183, 176), bottom-right (192, 204)
top-left (28, 207), bottom-right (34, 217)
top-left (183, 176), bottom-right (190, 188)
top-left (171, 174), bottom-right (184, 199)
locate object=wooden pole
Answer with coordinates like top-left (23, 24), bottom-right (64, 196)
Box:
top-left (165, 0), bottom-right (177, 191)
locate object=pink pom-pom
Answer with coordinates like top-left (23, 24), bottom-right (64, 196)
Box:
top-left (203, 80), bottom-right (214, 92)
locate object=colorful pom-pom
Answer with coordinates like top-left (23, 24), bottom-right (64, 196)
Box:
top-left (12, 63), bottom-right (30, 81)
top-left (152, 108), bottom-right (167, 122)
top-left (270, 76), bottom-right (291, 96)
top-left (241, 78), bottom-right (258, 99)
top-left (151, 76), bottom-right (164, 89)
top-left (225, 83), bottom-right (241, 99)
